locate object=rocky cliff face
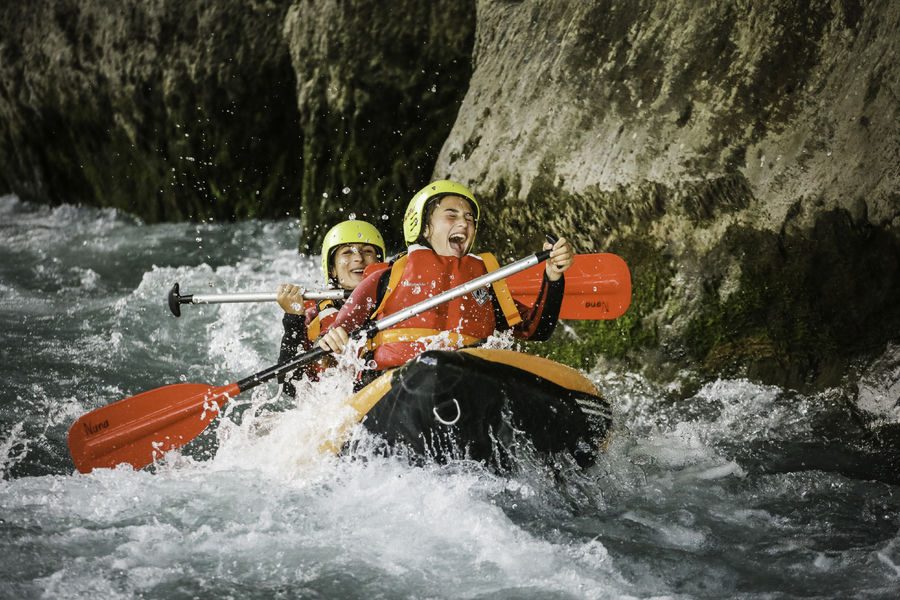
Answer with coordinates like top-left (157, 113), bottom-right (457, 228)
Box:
top-left (0, 0), bottom-right (303, 221)
top-left (435, 0), bottom-right (899, 391)
top-left (282, 0), bottom-right (475, 248)
top-left (0, 0), bottom-right (474, 231)
top-left (1, 0), bottom-right (897, 391)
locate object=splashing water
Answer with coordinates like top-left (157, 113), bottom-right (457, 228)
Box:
top-left (1, 195), bottom-right (898, 599)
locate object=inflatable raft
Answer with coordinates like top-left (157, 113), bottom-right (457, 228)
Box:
top-left (341, 348), bottom-right (612, 470)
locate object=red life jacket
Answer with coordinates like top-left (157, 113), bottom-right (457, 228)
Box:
top-left (306, 299), bottom-right (340, 342)
top-left (367, 245), bottom-right (521, 369)
top-left (290, 299), bottom-right (343, 381)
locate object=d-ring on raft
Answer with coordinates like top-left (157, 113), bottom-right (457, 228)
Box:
top-left (337, 348), bottom-right (612, 470)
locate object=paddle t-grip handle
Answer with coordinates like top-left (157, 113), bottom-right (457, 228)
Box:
top-left (168, 282), bottom-right (188, 317)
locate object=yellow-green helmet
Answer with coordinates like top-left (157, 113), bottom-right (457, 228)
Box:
top-left (403, 180), bottom-right (480, 252)
top-left (320, 220), bottom-right (386, 283)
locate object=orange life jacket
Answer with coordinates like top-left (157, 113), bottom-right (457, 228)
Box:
top-left (306, 299), bottom-right (340, 342)
top-left (367, 245), bottom-right (521, 369)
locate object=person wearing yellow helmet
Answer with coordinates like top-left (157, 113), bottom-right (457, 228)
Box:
top-left (402, 179), bottom-right (481, 256)
top-left (316, 180), bottom-right (574, 380)
top-left (276, 219), bottom-right (386, 394)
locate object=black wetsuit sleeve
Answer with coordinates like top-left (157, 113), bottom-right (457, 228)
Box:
top-left (277, 313), bottom-right (312, 397)
top-left (493, 272), bottom-right (564, 341)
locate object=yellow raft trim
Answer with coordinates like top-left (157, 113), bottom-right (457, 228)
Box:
top-left (459, 348), bottom-right (600, 397)
top-left (366, 328), bottom-right (483, 350)
top-left (318, 369), bottom-right (396, 455)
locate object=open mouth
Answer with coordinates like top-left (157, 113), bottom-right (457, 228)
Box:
top-left (449, 233), bottom-right (468, 255)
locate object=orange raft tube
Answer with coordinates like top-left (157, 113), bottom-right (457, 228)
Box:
top-left (340, 348), bottom-right (612, 470)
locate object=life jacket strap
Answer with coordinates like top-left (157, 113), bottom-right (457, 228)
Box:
top-left (306, 298), bottom-right (336, 342)
top-left (371, 254), bottom-right (409, 319)
top-left (478, 252), bottom-right (522, 327)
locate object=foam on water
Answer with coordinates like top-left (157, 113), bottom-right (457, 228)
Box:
top-left (1, 454), bottom-right (637, 599)
top-left (2, 197), bottom-right (899, 598)
top-left (856, 342), bottom-right (900, 425)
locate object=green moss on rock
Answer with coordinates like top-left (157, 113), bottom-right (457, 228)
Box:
top-left (525, 237), bottom-right (673, 369)
top-left (681, 210), bottom-right (900, 389)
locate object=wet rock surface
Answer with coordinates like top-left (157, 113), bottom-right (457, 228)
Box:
top-left (440, 0), bottom-right (899, 391)
top-left (0, 1), bottom-right (303, 221)
top-left (1, 0), bottom-right (897, 391)
top-left (0, 0), bottom-right (473, 232)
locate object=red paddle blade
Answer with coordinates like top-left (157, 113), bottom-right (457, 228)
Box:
top-left (507, 253), bottom-right (631, 320)
top-left (67, 382), bottom-right (240, 473)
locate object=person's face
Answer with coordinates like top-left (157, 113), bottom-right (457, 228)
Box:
top-left (423, 195), bottom-right (476, 258)
top-left (330, 243), bottom-right (380, 289)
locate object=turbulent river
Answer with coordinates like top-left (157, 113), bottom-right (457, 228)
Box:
top-left (1, 194), bottom-right (898, 599)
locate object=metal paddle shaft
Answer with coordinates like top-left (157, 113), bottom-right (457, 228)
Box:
top-left (371, 249), bottom-right (549, 331)
top-left (168, 255), bottom-right (631, 321)
top-left (168, 282), bottom-right (348, 317)
top-left (232, 247), bottom-right (552, 393)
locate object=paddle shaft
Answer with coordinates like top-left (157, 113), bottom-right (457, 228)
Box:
top-left (190, 291), bottom-right (345, 304)
top-left (232, 248), bottom-right (552, 394)
top-left (168, 254), bottom-right (621, 316)
top-left (168, 282), bottom-right (348, 317)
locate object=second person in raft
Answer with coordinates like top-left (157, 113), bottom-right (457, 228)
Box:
top-left (317, 180), bottom-right (574, 379)
top-left (276, 219), bottom-right (386, 394)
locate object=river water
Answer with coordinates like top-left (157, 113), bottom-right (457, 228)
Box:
top-left (1, 194), bottom-right (898, 599)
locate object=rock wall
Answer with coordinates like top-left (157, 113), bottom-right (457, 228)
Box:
top-left (282, 0), bottom-right (475, 249)
top-left (435, 0), bottom-right (899, 391)
top-left (1, 0), bottom-right (897, 390)
top-left (0, 0), bottom-right (474, 236)
top-left (0, 0), bottom-right (303, 221)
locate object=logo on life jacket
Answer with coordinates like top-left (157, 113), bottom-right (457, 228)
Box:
top-left (399, 280), bottom-right (430, 296)
top-left (472, 287), bottom-right (490, 305)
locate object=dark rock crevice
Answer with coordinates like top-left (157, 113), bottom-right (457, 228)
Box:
top-left (0, 1), bottom-right (305, 221)
top-left (283, 0), bottom-right (475, 249)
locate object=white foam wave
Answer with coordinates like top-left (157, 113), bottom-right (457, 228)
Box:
top-left (856, 342), bottom-right (900, 424)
